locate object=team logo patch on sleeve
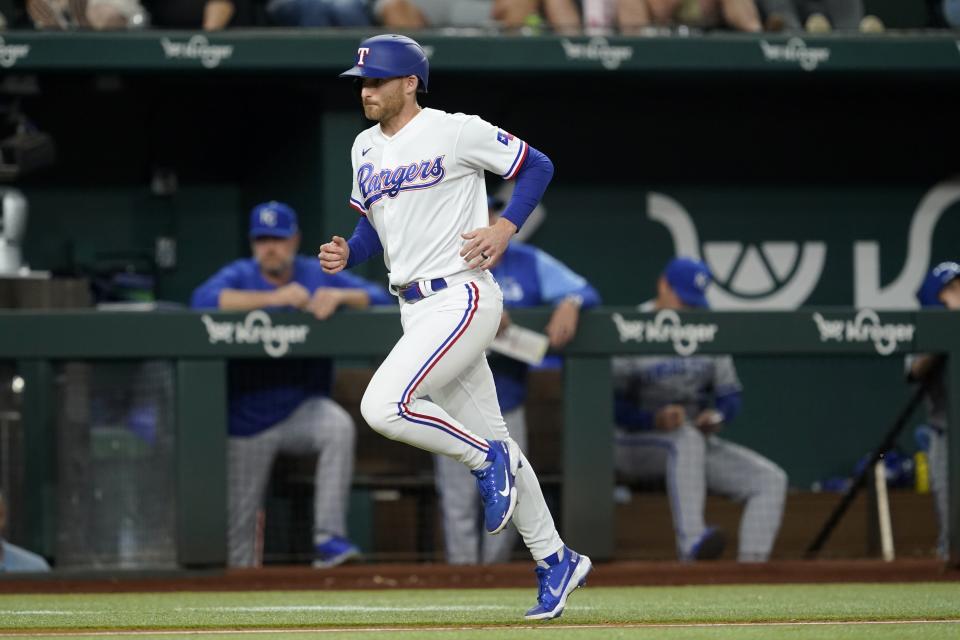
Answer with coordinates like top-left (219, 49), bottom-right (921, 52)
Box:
top-left (497, 131), bottom-right (515, 146)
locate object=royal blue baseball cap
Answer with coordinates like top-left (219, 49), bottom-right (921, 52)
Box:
top-left (249, 201), bottom-right (298, 239)
top-left (664, 257), bottom-right (712, 308)
top-left (917, 261), bottom-right (960, 307)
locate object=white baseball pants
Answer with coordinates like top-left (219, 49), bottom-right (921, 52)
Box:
top-left (361, 272), bottom-right (563, 560)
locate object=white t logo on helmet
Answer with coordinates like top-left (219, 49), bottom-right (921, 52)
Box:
top-left (357, 47), bottom-right (371, 66)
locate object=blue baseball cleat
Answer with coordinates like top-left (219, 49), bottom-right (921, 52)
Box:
top-left (525, 546), bottom-right (593, 621)
top-left (312, 535), bottom-right (360, 568)
top-left (472, 438), bottom-right (520, 534)
top-left (688, 526), bottom-right (726, 561)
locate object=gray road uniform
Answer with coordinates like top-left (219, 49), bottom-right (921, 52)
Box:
top-left (906, 355), bottom-right (949, 558)
top-left (612, 350), bottom-right (787, 562)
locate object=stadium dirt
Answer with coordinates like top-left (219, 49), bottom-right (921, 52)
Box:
top-left (0, 559), bottom-right (956, 594)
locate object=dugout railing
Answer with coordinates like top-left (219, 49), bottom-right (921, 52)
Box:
top-left (3, 307), bottom-right (958, 568)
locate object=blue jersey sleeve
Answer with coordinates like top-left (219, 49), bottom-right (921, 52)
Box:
top-left (715, 391), bottom-right (743, 424)
top-left (500, 146), bottom-right (553, 231)
top-left (533, 249), bottom-right (601, 307)
top-left (324, 269), bottom-right (392, 306)
top-left (191, 262), bottom-right (245, 309)
top-left (346, 215), bottom-right (384, 269)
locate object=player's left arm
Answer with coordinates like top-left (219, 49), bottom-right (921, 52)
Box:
top-left (534, 248), bottom-right (601, 349)
top-left (457, 118), bottom-right (554, 269)
top-left (695, 356), bottom-right (743, 433)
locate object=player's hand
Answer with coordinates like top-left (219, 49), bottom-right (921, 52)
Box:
top-left (319, 236), bottom-right (349, 274)
top-left (545, 298), bottom-right (579, 349)
top-left (498, 309), bottom-right (512, 336)
top-left (271, 283), bottom-right (311, 309)
top-left (460, 217), bottom-right (516, 270)
top-left (654, 405), bottom-right (686, 431)
top-left (695, 409), bottom-right (724, 435)
top-left (307, 287), bottom-right (345, 320)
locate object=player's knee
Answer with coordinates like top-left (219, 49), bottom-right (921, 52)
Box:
top-left (360, 386), bottom-right (401, 439)
top-left (674, 424), bottom-right (706, 456)
top-left (756, 462), bottom-right (788, 503)
top-left (326, 402), bottom-right (356, 447)
top-left (328, 402), bottom-right (356, 433)
top-left (768, 464), bottom-right (788, 498)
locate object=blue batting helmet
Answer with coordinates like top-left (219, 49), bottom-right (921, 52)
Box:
top-left (917, 261), bottom-right (960, 307)
top-left (340, 34), bottom-right (429, 93)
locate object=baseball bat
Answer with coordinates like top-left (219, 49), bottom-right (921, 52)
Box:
top-left (804, 356), bottom-right (945, 558)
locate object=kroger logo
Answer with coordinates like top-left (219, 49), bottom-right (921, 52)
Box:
top-left (561, 37), bottom-right (633, 70)
top-left (759, 38), bottom-right (830, 71)
top-left (160, 36), bottom-right (234, 69)
top-left (811, 309), bottom-right (915, 356)
top-left (0, 37), bottom-right (29, 68)
top-left (201, 310), bottom-right (309, 358)
top-left (612, 310), bottom-right (718, 356)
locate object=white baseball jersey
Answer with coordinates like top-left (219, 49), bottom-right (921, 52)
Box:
top-left (348, 107), bottom-right (529, 288)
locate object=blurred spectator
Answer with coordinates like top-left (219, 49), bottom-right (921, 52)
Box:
top-left (757, 0), bottom-right (883, 32)
top-left (434, 197), bottom-right (600, 565)
top-left (946, 0), bottom-right (960, 26)
top-left (612, 257), bottom-right (787, 562)
top-left (27, 0), bottom-right (242, 29)
top-left (582, 0), bottom-right (652, 34)
top-left (907, 261), bottom-right (960, 560)
top-left (640, 0), bottom-right (762, 32)
top-left (375, 0), bottom-right (582, 33)
top-left (86, 0), bottom-right (147, 28)
top-left (0, 490), bottom-right (50, 572)
top-left (191, 201), bottom-right (392, 568)
top-left (142, 0), bottom-right (237, 29)
top-left (265, 0), bottom-right (373, 27)
top-left (930, 0), bottom-right (960, 27)
top-left (27, 0), bottom-right (147, 28)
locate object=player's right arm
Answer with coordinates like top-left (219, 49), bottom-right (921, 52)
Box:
top-left (319, 217), bottom-right (384, 274)
top-left (219, 286), bottom-right (309, 311)
top-left (321, 139), bottom-right (385, 274)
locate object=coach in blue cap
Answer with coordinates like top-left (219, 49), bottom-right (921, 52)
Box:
top-left (661, 256), bottom-right (712, 308)
top-left (612, 256), bottom-right (787, 563)
top-left (907, 260), bottom-right (960, 559)
top-left (191, 201), bottom-right (391, 569)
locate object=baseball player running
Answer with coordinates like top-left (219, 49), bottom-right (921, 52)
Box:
top-left (318, 34), bottom-right (590, 620)
top-left (613, 257), bottom-right (787, 562)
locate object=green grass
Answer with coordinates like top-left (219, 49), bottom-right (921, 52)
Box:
top-left (0, 583), bottom-right (958, 639)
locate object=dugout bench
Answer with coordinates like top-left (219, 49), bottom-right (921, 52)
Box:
top-left (3, 308), bottom-right (958, 568)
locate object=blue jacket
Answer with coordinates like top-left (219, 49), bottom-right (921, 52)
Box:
top-left (191, 256), bottom-right (391, 436)
top-left (490, 243), bottom-right (600, 412)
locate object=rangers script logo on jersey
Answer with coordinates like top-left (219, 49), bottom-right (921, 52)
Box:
top-left (356, 156), bottom-right (446, 209)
